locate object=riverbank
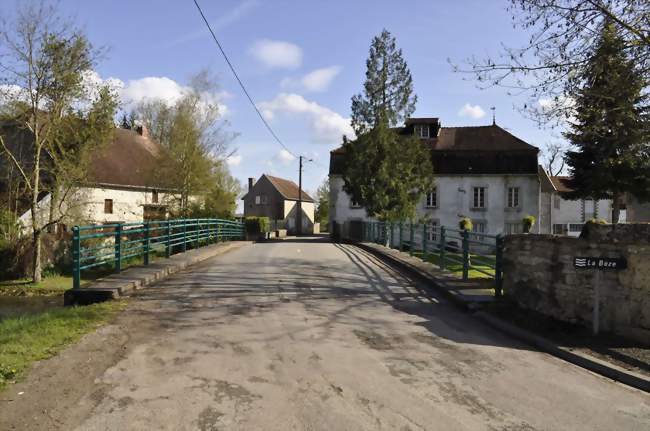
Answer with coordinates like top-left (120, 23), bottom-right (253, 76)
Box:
top-left (0, 300), bottom-right (127, 390)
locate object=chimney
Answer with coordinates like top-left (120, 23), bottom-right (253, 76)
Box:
top-left (248, 177), bottom-right (255, 191)
top-left (136, 124), bottom-right (150, 139)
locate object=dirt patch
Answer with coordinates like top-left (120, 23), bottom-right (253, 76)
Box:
top-left (353, 329), bottom-right (400, 350)
top-left (197, 406), bottom-right (224, 431)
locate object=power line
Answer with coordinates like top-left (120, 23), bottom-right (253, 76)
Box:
top-left (191, 0), bottom-right (297, 158)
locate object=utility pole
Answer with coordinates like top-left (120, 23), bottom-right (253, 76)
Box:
top-left (297, 156), bottom-right (303, 235)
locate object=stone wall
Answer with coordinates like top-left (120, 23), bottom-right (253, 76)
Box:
top-left (503, 224), bottom-right (650, 344)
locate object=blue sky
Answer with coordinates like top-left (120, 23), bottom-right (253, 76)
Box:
top-left (26, 0), bottom-right (559, 199)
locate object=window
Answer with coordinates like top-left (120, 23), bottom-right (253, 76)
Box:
top-left (255, 195), bottom-right (261, 205)
top-left (261, 194), bottom-right (268, 205)
top-left (104, 199), bottom-right (113, 214)
top-left (505, 222), bottom-right (523, 235)
top-left (554, 195), bottom-right (561, 209)
top-left (472, 187), bottom-right (486, 208)
top-left (425, 188), bottom-right (437, 208)
top-left (507, 187), bottom-right (519, 208)
top-left (472, 222), bottom-right (486, 239)
top-left (414, 124), bottom-right (430, 139)
top-left (350, 197), bottom-right (361, 208)
top-left (569, 223), bottom-right (584, 233)
top-left (152, 190), bottom-right (159, 204)
top-left (552, 224), bottom-right (565, 235)
top-left (427, 220), bottom-right (439, 242)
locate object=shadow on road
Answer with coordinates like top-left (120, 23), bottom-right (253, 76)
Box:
top-left (126, 237), bottom-right (534, 355)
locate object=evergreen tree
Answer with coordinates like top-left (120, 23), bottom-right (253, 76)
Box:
top-left (343, 29), bottom-right (433, 220)
top-left (564, 21), bottom-right (650, 223)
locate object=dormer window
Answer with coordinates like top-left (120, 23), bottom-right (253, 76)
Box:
top-left (414, 124), bottom-right (430, 139)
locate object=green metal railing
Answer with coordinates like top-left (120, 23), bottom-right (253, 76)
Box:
top-left (71, 218), bottom-right (245, 289)
top-left (362, 221), bottom-right (504, 296)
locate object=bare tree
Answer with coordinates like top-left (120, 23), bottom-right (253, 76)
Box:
top-left (135, 71), bottom-right (235, 215)
top-left (542, 142), bottom-right (568, 176)
top-left (452, 0), bottom-right (650, 125)
top-left (0, 2), bottom-right (116, 282)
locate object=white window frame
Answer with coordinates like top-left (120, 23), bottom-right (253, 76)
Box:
top-left (425, 188), bottom-right (437, 208)
top-left (507, 187), bottom-right (520, 208)
top-left (414, 124), bottom-right (430, 139)
top-left (472, 187), bottom-right (486, 209)
top-left (427, 220), bottom-right (439, 242)
top-left (505, 222), bottom-right (522, 235)
top-left (255, 195), bottom-right (261, 205)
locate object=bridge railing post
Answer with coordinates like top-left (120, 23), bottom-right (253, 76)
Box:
top-left (462, 229), bottom-right (470, 280)
top-left (409, 222), bottom-right (415, 256)
top-left (439, 226), bottom-right (446, 270)
top-left (144, 222), bottom-right (150, 265)
top-left (115, 223), bottom-right (122, 273)
top-left (182, 219), bottom-right (187, 252)
top-left (423, 223), bottom-right (427, 260)
top-left (72, 226), bottom-right (80, 289)
top-left (166, 220), bottom-right (171, 258)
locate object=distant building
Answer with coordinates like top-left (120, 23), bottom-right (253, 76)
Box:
top-left (329, 117), bottom-right (542, 239)
top-left (242, 174), bottom-right (315, 234)
top-left (541, 175), bottom-right (616, 236)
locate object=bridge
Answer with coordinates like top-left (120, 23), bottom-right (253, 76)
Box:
top-left (1, 233), bottom-right (648, 430)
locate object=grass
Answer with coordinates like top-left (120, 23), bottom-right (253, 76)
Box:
top-left (0, 300), bottom-right (127, 390)
top-left (412, 250), bottom-right (496, 279)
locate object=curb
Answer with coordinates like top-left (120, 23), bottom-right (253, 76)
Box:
top-left (64, 241), bottom-right (252, 306)
top-left (474, 311), bottom-right (650, 394)
top-left (349, 241), bottom-right (650, 394)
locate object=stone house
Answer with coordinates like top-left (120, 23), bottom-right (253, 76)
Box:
top-left (329, 117), bottom-right (542, 239)
top-left (242, 174), bottom-right (315, 234)
top-left (16, 127), bottom-right (178, 232)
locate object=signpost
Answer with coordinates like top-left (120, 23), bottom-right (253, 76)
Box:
top-left (573, 256), bottom-right (627, 335)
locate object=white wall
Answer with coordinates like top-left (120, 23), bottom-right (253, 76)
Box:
top-left (547, 193), bottom-right (613, 236)
top-left (20, 186), bottom-right (178, 232)
top-left (329, 174), bottom-right (540, 236)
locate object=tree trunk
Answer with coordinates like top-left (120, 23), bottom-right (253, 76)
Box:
top-left (32, 228), bottom-right (42, 283)
top-left (612, 193), bottom-right (620, 224)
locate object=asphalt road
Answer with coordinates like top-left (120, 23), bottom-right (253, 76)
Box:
top-left (1, 237), bottom-right (649, 430)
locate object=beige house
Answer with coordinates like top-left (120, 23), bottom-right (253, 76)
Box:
top-left (242, 174), bottom-right (315, 234)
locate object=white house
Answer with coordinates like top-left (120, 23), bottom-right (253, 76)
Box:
top-left (329, 117), bottom-right (543, 239)
top-left (18, 127), bottom-right (178, 232)
top-left (540, 174), bottom-right (616, 236)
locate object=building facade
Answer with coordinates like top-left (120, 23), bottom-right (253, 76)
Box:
top-left (329, 118), bottom-right (543, 238)
top-left (242, 174), bottom-right (315, 234)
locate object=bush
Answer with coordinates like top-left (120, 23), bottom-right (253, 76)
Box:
top-left (586, 218), bottom-right (608, 225)
top-left (458, 217), bottom-right (472, 231)
top-left (522, 215), bottom-right (536, 232)
top-left (244, 217), bottom-right (270, 235)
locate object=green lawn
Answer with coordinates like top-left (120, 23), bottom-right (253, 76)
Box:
top-left (412, 250), bottom-right (496, 279)
top-left (0, 300), bottom-right (127, 390)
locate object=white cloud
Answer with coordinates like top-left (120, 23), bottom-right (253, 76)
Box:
top-left (282, 66), bottom-right (342, 93)
top-left (258, 93), bottom-right (354, 144)
top-left (275, 149), bottom-right (296, 165)
top-left (458, 103), bottom-right (486, 119)
top-left (81, 71), bottom-right (229, 116)
top-left (249, 39), bottom-right (302, 69)
top-left (226, 154), bottom-right (242, 166)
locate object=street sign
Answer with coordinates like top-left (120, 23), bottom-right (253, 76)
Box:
top-left (573, 256), bottom-right (627, 270)
top-left (573, 256), bottom-right (627, 336)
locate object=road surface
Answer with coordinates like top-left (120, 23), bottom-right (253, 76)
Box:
top-left (1, 237), bottom-right (649, 430)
